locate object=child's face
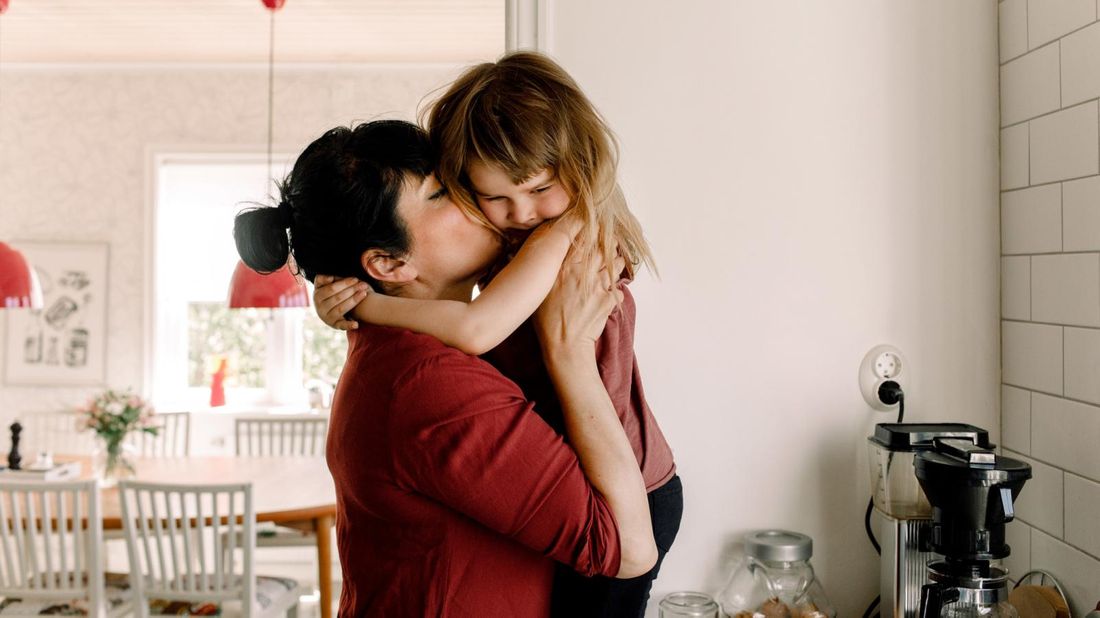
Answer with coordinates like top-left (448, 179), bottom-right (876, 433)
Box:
top-left (466, 160), bottom-right (570, 237)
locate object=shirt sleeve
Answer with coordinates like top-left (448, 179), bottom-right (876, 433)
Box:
top-left (390, 351), bottom-right (623, 578)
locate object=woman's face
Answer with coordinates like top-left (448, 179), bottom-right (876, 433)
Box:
top-left (397, 174), bottom-right (502, 287)
top-left (466, 161), bottom-right (570, 238)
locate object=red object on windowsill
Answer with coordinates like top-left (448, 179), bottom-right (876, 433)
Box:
top-left (227, 261), bottom-right (309, 309)
top-left (209, 357), bottom-right (227, 408)
top-left (0, 242), bottom-right (43, 309)
top-left (0, 0), bottom-right (9, 15)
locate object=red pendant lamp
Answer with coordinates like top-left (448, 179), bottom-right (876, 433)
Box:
top-left (228, 261), bottom-right (308, 308)
top-left (227, 0), bottom-right (307, 309)
top-left (0, 242), bottom-right (43, 309)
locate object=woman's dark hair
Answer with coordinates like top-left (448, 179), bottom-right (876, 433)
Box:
top-left (234, 120), bottom-right (433, 291)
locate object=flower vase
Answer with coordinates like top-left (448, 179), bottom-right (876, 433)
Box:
top-left (93, 436), bottom-right (136, 487)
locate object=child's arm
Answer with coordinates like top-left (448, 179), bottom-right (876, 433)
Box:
top-left (316, 217), bottom-right (580, 355)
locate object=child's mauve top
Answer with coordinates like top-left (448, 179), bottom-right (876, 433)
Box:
top-left (327, 325), bottom-right (623, 618)
top-left (484, 284), bottom-right (677, 492)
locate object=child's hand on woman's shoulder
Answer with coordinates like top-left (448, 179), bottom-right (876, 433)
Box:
top-left (313, 274), bottom-right (372, 330)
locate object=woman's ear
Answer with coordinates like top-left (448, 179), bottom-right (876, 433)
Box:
top-left (361, 248), bottom-right (417, 285)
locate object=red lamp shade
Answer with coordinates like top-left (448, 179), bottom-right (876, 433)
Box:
top-left (261, 0), bottom-right (286, 11)
top-left (0, 242), bottom-right (43, 309)
top-left (227, 260), bottom-right (309, 309)
top-left (0, 0), bottom-right (9, 15)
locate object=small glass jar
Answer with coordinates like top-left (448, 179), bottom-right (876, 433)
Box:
top-left (717, 530), bottom-right (835, 618)
top-left (659, 592), bottom-right (720, 618)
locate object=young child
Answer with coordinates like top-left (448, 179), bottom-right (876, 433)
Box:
top-left (314, 52), bottom-right (680, 617)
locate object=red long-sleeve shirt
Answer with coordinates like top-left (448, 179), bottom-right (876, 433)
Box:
top-left (327, 325), bottom-right (623, 618)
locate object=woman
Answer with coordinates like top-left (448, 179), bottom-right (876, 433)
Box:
top-left (234, 119), bottom-right (656, 617)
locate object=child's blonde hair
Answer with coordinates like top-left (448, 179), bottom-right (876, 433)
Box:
top-left (422, 51), bottom-right (656, 280)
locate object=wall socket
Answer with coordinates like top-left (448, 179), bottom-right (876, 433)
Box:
top-left (859, 344), bottom-right (907, 411)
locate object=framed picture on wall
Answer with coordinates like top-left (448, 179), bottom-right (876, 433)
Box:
top-left (4, 241), bottom-right (109, 385)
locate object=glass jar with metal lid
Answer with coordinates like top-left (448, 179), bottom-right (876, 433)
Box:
top-left (716, 530), bottom-right (835, 618)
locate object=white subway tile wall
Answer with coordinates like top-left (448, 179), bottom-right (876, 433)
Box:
top-left (1031, 253), bottom-right (1100, 326)
top-left (1001, 124), bottom-right (1030, 189)
top-left (1002, 321), bottom-right (1063, 393)
top-left (1000, 5), bottom-right (1100, 608)
top-left (1027, 0), bottom-right (1096, 49)
top-left (1001, 184), bottom-right (1062, 254)
top-left (1065, 473), bottom-right (1100, 557)
top-left (1029, 101), bottom-right (1099, 184)
top-left (1002, 256), bottom-right (1031, 320)
top-left (1061, 22), bottom-right (1100, 105)
top-left (1001, 43), bottom-right (1061, 126)
top-left (1031, 529), bottom-right (1100, 616)
top-left (1063, 176), bottom-right (1100, 250)
top-left (1004, 519), bottom-right (1033, 583)
top-left (1031, 393), bottom-right (1100, 482)
top-left (1005, 450), bottom-right (1065, 537)
top-left (1063, 327), bottom-right (1100, 404)
top-left (1001, 384), bottom-right (1032, 452)
top-left (1001, 0), bottom-right (1028, 62)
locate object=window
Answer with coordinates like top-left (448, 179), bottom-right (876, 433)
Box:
top-left (152, 157), bottom-right (346, 409)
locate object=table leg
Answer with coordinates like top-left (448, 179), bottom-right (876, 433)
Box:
top-left (314, 514), bottom-right (335, 618)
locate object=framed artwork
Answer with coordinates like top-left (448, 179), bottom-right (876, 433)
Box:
top-left (4, 242), bottom-right (109, 385)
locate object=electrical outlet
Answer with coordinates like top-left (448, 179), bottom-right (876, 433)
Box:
top-left (859, 345), bottom-right (907, 411)
top-left (872, 350), bottom-right (902, 379)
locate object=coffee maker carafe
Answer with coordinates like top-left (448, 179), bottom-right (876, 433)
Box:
top-left (915, 438), bottom-right (1031, 618)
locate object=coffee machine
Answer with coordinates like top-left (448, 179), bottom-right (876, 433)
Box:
top-left (868, 423), bottom-right (989, 616)
top-left (866, 424), bottom-right (1030, 617)
top-left (915, 437), bottom-right (1030, 617)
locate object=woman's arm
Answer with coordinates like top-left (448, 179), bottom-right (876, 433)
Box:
top-left (535, 250), bottom-right (657, 579)
top-left (316, 218), bottom-right (579, 354)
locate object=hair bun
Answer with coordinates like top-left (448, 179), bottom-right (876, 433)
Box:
top-left (233, 205), bottom-right (291, 273)
top-left (276, 199), bottom-right (294, 227)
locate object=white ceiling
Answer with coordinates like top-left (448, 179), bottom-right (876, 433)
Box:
top-left (0, 0), bottom-right (504, 64)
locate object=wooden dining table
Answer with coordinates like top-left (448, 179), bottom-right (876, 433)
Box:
top-left (66, 455), bottom-right (338, 618)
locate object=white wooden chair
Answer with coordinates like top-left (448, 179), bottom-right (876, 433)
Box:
top-left (0, 479), bottom-right (129, 617)
top-left (128, 412), bottom-right (191, 458)
top-left (233, 416), bottom-right (328, 551)
top-left (21, 411), bottom-right (96, 457)
top-left (233, 416), bottom-right (328, 457)
top-left (118, 480), bottom-right (300, 618)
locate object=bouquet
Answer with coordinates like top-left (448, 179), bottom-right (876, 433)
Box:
top-left (77, 389), bottom-right (158, 481)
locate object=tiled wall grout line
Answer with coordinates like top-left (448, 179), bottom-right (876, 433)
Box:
top-left (1002, 379), bottom-right (1100, 414)
top-left (1003, 317), bottom-right (1100, 329)
top-left (999, 438), bottom-right (1100, 494)
top-left (1003, 249), bottom-right (1100, 257)
top-left (1002, 171), bottom-right (1100, 193)
top-left (1001, 35), bottom-right (1060, 67)
top-left (1000, 96), bottom-right (1100, 131)
top-left (1014, 514), bottom-right (1100, 562)
top-left (1024, 12), bottom-right (1100, 55)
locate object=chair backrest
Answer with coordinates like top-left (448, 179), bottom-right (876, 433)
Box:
top-left (119, 481), bottom-right (255, 618)
top-left (234, 415), bottom-right (328, 457)
top-left (129, 412), bottom-right (191, 458)
top-left (21, 411), bottom-right (97, 457)
top-left (0, 479), bottom-right (104, 617)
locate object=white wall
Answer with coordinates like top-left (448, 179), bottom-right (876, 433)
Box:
top-left (546, 2), bottom-right (1000, 614)
top-left (998, 0), bottom-right (1100, 613)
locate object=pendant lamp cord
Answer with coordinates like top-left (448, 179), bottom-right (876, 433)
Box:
top-left (267, 7), bottom-right (275, 178)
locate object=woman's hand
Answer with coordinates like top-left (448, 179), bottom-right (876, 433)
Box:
top-left (534, 248), bottom-right (626, 355)
top-left (313, 274), bottom-right (371, 330)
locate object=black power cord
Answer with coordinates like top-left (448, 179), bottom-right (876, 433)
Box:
top-left (862, 380), bottom-right (905, 618)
